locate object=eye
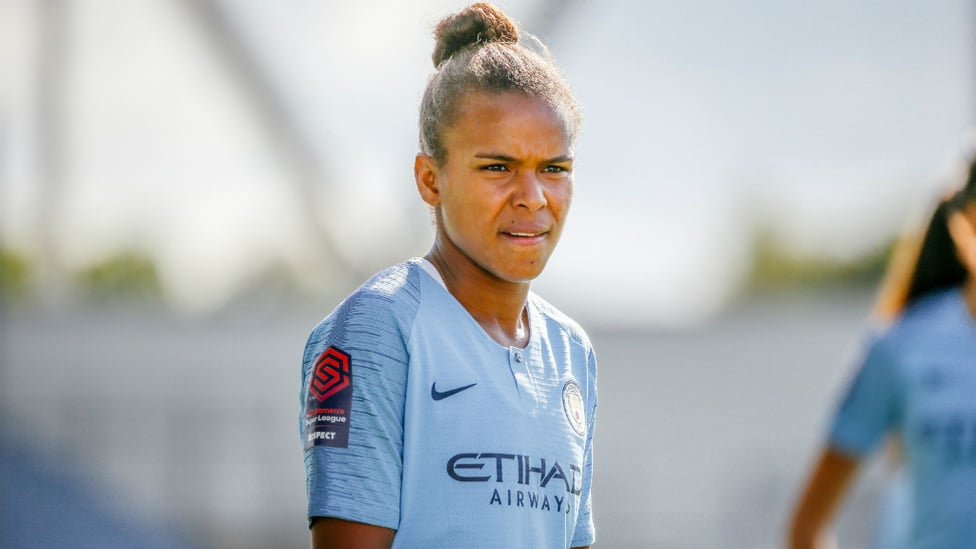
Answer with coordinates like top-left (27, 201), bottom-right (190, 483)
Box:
top-left (543, 165), bottom-right (569, 173)
top-left (481, 164), bottom-right (508, 172)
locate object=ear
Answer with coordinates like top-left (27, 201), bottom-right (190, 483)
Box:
top-left (415, 154), bottom-right (441, 207)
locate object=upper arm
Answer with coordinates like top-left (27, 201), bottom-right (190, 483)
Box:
top-left (311, 518), bottom-right (396, 549)
top-left (788, 335), bottom-right (900, 549)
top-left (301, 289), bottom-right (415, 531)
top-left (788, 445), bottom-right (862, 549)
top-left (829, 336), bottom-right (901, 456)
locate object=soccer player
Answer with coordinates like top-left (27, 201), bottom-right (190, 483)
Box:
top-left (299, 4), bottom-right (596, 548)
top-left (788, 149), bottom-right (976, 549)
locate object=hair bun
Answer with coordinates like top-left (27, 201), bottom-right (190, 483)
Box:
top-left (432, 3), bottom-right (519, 67)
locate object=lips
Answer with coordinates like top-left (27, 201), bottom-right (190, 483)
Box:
top-left (501, 226), bottom-right (549, 240)
top-left (501, 222), bottom-right (550, 237)
top-left (500, 229), bottom-right (550, 249)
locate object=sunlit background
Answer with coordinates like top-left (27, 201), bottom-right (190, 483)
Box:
top-left (1, 0), bottom-right (973, 547)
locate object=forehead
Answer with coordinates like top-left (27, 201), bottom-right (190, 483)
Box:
top-left (444, 91), bottom-right (572, 154)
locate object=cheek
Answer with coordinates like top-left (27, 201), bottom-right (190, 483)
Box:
top-left (438, 192), bottom-right (484, 241)
top-left (551, 182), bottom-right (573, 217)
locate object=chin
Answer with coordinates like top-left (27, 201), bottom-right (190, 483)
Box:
top-left (498, 264), bottom-right (547, 283)
top-left (504, 274), bottom-right (541, 284)
top-left (478, 251), bottom-right (554, 283)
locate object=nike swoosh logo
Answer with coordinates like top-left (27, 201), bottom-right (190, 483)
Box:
top-left (431, 382), bottom-right (477, 401)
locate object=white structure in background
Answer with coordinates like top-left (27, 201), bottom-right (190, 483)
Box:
top-left (0, 0), bottom-right (971, 325)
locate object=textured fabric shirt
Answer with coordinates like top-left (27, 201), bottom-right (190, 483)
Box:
top-left (830, 287), bottom-right (976, 549)
top-left (300, 258), bottom-right (598, 548)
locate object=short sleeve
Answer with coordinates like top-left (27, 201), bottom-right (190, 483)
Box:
top-left (571, 347), bottom-right (598, 547)
top-left (299, 288), bottom-right (414, 530)
top-left (828, 335), bottom-right (903, 457)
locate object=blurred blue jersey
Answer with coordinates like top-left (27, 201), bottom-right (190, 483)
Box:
top-left (300, 258), bottom-right (597, 548)
top-left (830, 288), bottom-right (976, 549)
top-left (872, 468), bottom-right (913, 549)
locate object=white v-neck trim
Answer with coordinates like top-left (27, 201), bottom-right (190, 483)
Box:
top-left (418, 257), bottom-right (447, 289)
top-left (415, 257), bottom-right (536, 351)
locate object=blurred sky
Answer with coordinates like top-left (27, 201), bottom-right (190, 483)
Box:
top-left (0, 0), bottom-right (973, 325)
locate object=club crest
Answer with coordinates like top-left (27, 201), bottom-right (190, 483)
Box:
top-left (562, 380), bottom-right (586, 436)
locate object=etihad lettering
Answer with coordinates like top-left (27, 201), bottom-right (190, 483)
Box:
top-left (447, 452), bottom-right (583, 495)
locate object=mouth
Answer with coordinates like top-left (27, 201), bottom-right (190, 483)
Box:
top-left (500, 229), bottom-right (549, 244)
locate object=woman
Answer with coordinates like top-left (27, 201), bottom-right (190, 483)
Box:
top-left (788, 152), bottom-right (976, 549)
top-left (299, 4), bottom-right (596, 548)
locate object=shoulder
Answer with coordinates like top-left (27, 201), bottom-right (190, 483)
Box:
top-left (883, 287), bottom-right (961, 344)
top-left (855, 288), bottom-right (960, 376)
top-left (337, 260), bottom-right (423, 314)
top-left (353, 259), bottom-right (424, 305)
top-left (307, 260), bottom-right (425, 344)
top-left (529, 292), bottom-right (594, 353)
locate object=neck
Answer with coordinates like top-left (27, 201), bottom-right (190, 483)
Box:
top-left (426, 243), bottom-right (530, 348)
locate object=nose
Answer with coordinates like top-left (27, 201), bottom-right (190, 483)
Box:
top-left (513, 170), bottom-right (547, 211)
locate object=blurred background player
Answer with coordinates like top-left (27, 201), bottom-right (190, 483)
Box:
top-left (788, 142), bottom-right (976, 549)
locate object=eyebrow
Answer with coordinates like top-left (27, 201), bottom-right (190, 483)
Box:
top-left (473, 153), bottom-right (574, 163)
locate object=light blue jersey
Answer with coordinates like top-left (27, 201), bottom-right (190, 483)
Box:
top-left (872, 468), bottom-right (912, 549)
top-left (300, 258), bottom-right (597, 548)
top-left (830, 287), bottom-right (976, 549)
